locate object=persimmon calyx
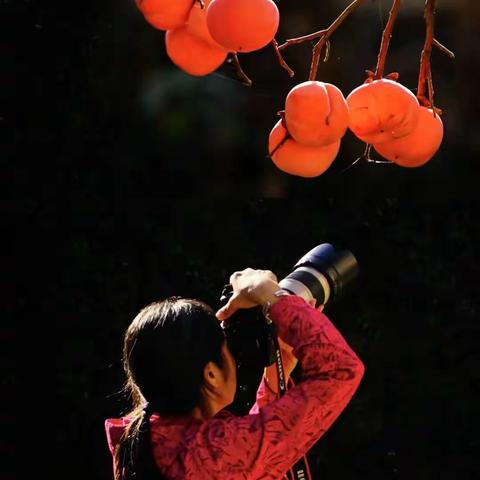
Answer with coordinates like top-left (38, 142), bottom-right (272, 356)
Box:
top-left (364, 70), bottom-right (399, 83)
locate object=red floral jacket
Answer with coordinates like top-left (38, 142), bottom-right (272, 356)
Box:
top-left (105, 295), bottom-right (364, 479)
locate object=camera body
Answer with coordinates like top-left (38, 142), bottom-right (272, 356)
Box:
top-left (220, 244), bottom-right (359, 369)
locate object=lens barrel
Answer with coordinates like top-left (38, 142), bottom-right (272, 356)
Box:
top-left (279, 243), bottom-right (359, 305)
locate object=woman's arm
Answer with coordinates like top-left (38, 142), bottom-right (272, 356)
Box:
top-left (249, 338), bottom-right (297, 414)
top-left (250, 301), bottom-right (322, 413)
top-left (184, 295), bottom-right (364, 479)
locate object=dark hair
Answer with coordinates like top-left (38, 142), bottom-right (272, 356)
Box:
top-left (115, 297), bottom-right (226, 480)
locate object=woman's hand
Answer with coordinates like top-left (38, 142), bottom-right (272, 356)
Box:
top-left (216, 268), bottom-right (280, 321)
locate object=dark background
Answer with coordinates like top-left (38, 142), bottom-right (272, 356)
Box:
top-left (4, 0), bottom-right (479, 479)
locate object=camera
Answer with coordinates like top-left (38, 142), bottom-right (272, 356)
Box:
top-left (220, 244), bottom-right (359, 369)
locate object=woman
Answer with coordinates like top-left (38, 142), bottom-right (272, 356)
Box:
top-left (105, 268), bottom-right (364, 479)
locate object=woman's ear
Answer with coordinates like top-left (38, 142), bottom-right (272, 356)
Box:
top-left (203, 361), bottom-right (223, 391)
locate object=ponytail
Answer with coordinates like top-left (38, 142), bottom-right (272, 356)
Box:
top-left (115, 405), bottom-right (165, 480)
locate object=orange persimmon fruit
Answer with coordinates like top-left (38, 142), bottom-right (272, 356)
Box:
top-left (186, 0), bottom-right (230, 51)
top-left (165, 27), bottom-right (228, 76)
top-left (268, 120), bottom-right (340, 177)
top-left (136, 0), bottom-right (194, 30)
top-left (206, 0), bottom-right (279, 53)
top-left (285, 81), bottom-right (349, 147)
top-left (347, 79), bottom-right (420, 144)
top-left (373, 106), bottom-right (443, 167)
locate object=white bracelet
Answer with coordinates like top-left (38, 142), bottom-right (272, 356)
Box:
top-left (274, 288), bottom-right (291, 298)
top-left (262, 290), bottom-right (290, 320)
top-left (262, 300), bottom-right (272, 318)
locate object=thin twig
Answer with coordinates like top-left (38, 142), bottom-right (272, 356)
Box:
top-left (427, 68), bottom-right (435, 114)
top-left (278, 30), bottom-right (327, 51)
top-left (309, 0), bottom-right (366, 81)
top-left (368, 158), bottom-right (393, 164)
top-left (417, 0), bottom-right (436, 107)
top-left (342, 155), bottom-right (364, 172)
top-left (374, 0), bottom-right (402, 79)
top-left (231, 53), bottom-right (252, 87)
top-left (271, 39), bottom-right (295, 77)
top-left (433, 38), bottom-right (455, 58)
top-left (324, 40), bottom-right (331, 62)
top-left (364, 144), bottom-right (393, 165)
top-left (343, 144), bottom-right (372, 172)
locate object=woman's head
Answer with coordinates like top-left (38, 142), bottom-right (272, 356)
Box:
top-left (123, 297), bottom-right (237, 418)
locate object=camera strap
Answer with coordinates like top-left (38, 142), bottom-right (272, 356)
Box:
top-left (272, 336), bottom-right (313, 480)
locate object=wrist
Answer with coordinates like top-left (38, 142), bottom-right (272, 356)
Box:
top-left (255, 281), bottom-right (282, 307)
top-left (261, 288), bottom-right (291, 317)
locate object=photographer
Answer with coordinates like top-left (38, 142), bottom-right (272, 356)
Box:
top-left (105, 268), bottom-right (364, 480)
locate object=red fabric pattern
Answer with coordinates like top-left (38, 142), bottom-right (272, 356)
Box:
top-left (105, 295), bottom-right (364, 480)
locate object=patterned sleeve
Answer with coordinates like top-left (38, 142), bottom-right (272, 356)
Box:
top-left (184, 295), bottom-right (365, 480)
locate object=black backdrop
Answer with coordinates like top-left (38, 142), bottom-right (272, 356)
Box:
top-left (4, 0), bottom-right (479, 479)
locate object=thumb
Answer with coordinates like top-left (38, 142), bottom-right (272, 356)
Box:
top-left (216, 293), bottom-right (241, 321)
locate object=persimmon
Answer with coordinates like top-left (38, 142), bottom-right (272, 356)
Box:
top-left (373, 106), bottom-right (443, 167)
top-left (285, 81), bottom-right (349, 147)
top-left (206, 0), bottom-right (279, 53)
top-left (165, 27), bottom-right (228, 76)
top-left (347, 79), bottom-right (420, 144)
top-left (186, 0), bottom-right (230, 51)
top-left (136, 0), bottom-right (194, 31)
top-left (268, 120), bottom-right (340, 177)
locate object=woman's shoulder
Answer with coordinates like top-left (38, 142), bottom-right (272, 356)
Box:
top-left (149, 410), bottom-right (241, 462)
top-left (104, 415), bottom-right (133, 454)
top-left (149, 412), bottom-right (235, 477)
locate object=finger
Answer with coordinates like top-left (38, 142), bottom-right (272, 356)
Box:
top-left (229, 271), bottom-right (243, 285)
top-left (265, 270), bottom-right (278, 282)
top-left (215, 293), bottom-right (241, 320)
top-left (317, 304), bottom-right (325, 312)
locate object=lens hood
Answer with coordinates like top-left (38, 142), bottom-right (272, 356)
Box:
top-left (293, 243), bottom-right (359, 301)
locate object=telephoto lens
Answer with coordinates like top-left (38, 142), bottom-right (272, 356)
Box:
top-left (278, 243), bottom-right (359, 306)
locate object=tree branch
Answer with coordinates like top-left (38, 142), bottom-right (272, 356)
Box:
top-left (417, 0), bottom-right (436, 107)
top-left (433, 38), bottom-right (455, 59)
top-left (309, 0), bottom-right (366, 81)
top-left (374, 0), bottom-right (402, 79)
top-left (278, 29), bottom-right (327, 51)
top-left (231, 54), bottom-right (252, 87)
top-left (275, 0), bottom-right (366, 80)
top-left (271, 39), bottom-right (295, 77)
